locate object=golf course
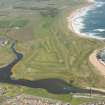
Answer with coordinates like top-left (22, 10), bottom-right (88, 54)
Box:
top-left (0, 0), bottom-right (105, 104)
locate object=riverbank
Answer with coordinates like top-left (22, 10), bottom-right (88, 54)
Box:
top-left (2, 94), bottom-right (70, 105)
top-left (2, 0), bottom-right (105, 104)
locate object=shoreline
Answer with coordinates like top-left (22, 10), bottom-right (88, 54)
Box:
top-left (67, 0), bottom-right (105, 76)
top-left (67, 0), bottom-right (105, 40)
top-left (89, 50), bottom-right (105, 76)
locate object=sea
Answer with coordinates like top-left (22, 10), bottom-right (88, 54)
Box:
top-left (74, 0), bottom-right (105, 39)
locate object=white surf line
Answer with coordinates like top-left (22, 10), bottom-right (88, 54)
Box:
top-left (67, 0), bottom-right (105, 40)
top-left (94, 29), bottom-right (105, 32)
top-left (87, 0), bottom-right (95, 3)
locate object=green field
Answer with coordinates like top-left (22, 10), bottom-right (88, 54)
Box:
top-left (0, 0), bottom-right (105, 104)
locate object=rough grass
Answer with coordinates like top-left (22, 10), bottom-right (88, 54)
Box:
top-left (12, 1), bottom-right (105, 88)
top-left (0, 39), bottom-right (14, 66)
top-left (0, 0), bottom-right (105, 104)
top-left (0, 18), bottom-right (28, 28)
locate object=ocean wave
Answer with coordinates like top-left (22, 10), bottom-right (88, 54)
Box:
top-left (94, 29), bottom-right (105, 32)
top-left (95, 2), bottom-right (105, 8)
top-left (69, 0), bottom-right (105, 40)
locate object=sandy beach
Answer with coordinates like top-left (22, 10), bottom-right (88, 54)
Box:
top-left (67, 0), bottom-right (105, 40)
top-left (89, 50), bottom-right (105, 76)
top-left (67, 0), bottom-right (94, 37)
top-left (67, 0), bottom-right (105, 76)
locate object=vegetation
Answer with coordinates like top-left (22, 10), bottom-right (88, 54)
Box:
top-left (0, 39), bottom-right (14, 66)
top-left (0, 0), bottom-right (105, 104)
top-left (0, 18), bottom-right (28, 28)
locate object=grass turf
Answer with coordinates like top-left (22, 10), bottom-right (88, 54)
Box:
top-left (0, 0), bottom-right (105, 104)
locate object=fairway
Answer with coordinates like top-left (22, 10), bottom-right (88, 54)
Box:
top-left (0, 0), bottom-right (105, 104)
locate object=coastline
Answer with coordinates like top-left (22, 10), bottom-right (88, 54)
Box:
top-left (67, 0), bottom-right (105, 40)
top-left (89, 50), bottom-right (105, 76)
top-left (67, 0), bottom-right (105, 76)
